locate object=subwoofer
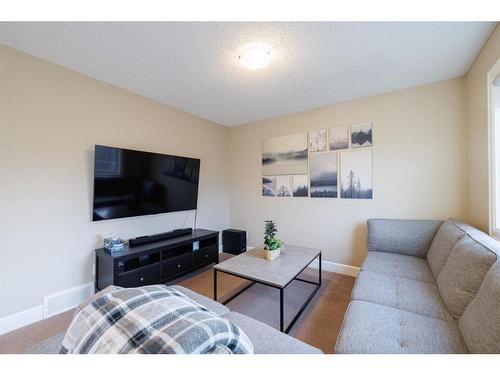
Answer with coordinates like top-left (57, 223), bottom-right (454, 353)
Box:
top-left (222, 229), bottom-right (247, 255)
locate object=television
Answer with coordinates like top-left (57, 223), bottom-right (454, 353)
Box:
top-left (92, 145), bottom-right (200, 221)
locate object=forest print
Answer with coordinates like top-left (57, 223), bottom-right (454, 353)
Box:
top-left (292, 175), bottom-right (309, 197)
top-left (340, 149), bottom-right (373, 199)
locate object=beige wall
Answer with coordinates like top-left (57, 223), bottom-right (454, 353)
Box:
top-left (465, 25), bottom-right (500, 231)
top-left (0, 42), bottom-right (476, 319)
top-left (0, 46), bottom-right (229, 317)
top-left (228, 78), bottom-right (467, 267)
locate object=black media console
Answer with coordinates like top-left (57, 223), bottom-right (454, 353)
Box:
top-left (94, 229), bottom-right (219, 291)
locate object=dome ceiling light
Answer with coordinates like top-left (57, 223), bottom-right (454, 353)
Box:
top-left (238, 47), bottom-right (272, 70)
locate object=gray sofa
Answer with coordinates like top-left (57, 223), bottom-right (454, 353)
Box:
top-left (336, 218), bottom-right (500, 354)
top-left (26, 284), bottom-right (322, 354)
top-left (171, 286), bottom-right (322, 354)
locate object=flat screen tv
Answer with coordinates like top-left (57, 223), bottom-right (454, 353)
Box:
top-left (92, 145), bottom-right (200, 221)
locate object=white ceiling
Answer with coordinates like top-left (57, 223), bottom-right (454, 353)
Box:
top-left (0, 22), bottom-right (496, 126)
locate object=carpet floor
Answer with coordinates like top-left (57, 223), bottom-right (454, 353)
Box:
top-left (0, 253), bottom-right (355, 354)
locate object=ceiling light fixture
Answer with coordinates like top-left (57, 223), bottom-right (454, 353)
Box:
top-left (238, 47), bottom-right (272, 70)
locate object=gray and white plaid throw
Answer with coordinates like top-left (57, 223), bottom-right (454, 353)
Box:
top-left (60, 285), bottom-right (253, 354)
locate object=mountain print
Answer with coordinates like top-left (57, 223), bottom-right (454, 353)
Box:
top-left (262, 176), bottom-right (276, 197)
top-left (351, 122), bottom-right (372, 148)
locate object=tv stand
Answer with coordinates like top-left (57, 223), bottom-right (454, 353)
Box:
top-left (94, 229), bottom-right (219, 291)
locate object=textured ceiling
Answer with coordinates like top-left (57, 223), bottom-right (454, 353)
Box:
top-left (0, 22), bottom-right (496, 126)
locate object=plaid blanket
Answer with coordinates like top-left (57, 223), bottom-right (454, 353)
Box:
top-left (60, 285), bottom-right (253, 354)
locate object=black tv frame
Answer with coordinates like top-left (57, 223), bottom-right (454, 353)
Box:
top-left (92, 145), bottom-right (200, 222)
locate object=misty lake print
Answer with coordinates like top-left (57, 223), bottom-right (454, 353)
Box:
top-left (262, 176), bottom-right (276, 197)
top-left (262, 133), bottom-right (308, 175)
top-left (351, 122), bottom-right (372, 148)
top-left (310, 152), bottom-right (337, 198)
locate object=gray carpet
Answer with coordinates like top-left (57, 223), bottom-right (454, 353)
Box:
top-left (26, 331), bottom-right (65, 354)
top-left (24, 280), bottom-right (317, 353)
top-left (16, 255), bottom-right (354, 354)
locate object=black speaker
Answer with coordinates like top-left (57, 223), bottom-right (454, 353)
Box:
top-left (129, 228), bottom-right (193, 247)
top-left (222, 229), bottom-right (247, 255)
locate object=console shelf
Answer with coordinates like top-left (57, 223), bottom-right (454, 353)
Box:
top-left (94, 228), bottom-right (219, 291)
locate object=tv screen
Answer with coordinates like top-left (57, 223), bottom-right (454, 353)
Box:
top-left (92, 145), bottom-right (200, 221)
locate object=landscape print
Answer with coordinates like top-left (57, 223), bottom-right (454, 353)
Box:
top-left (262, 133), bottom-right (308, 175)
top-left (309, 129), bottom-right (327, 152)
top-left (292, 175), bottom-right (309, 197)
top-left (276, 176), bottom-right (292, 197)
top-left (329, 126), bottom-right (348, 150)
top-left (351, 122), bottom-right (372, 148)
top-left (341, 149), bottom-right (373, 199)
top-left (262, 176), bottom-right (276, 197)
top-left (310, 153), bottom-right (337, 198)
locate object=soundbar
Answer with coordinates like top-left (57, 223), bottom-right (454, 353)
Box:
top-left (129, 228), bottom-right (193, 247)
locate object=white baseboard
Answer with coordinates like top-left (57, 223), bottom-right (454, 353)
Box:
top-left (43, 282), bottom-right (94, 319)
top-left (0, 305), bottom-right (43, 335)
top-left (309, 259), bottom-right (360, 277)
top-left (219, 245), bottom-right (254, 253)
top-left (0, 282), bottom-right (94, 336)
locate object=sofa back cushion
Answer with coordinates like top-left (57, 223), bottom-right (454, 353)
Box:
top-left (367, 219), bottom-right (442, 258)
top-left (437, 235), bottom-right (497, 318)
top-left (459, 261), bottom-right (500, 353)
top-left (426, 220), bottom-right (465, 278)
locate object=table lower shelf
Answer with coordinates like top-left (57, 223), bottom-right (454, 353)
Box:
top-left (213, 252), bottom-right (322, 334)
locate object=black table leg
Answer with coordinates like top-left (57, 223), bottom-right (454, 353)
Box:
top-left (283, 252), bottom-right (322, 334)
top-left (280, 288), bottom-right (284, 332)
top-left (213, 269), bottom-right (217, 301)
top-left (319, 252), bottom-right (322, 287)
top-left (213, 251), bottom-right (322, 335)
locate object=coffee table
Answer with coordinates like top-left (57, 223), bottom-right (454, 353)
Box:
top-left (213, 245), bottom-right (321, 334)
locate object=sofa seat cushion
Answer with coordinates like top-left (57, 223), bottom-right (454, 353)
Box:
top-left (170, 285), bottom-right (230, 317)
top-left (459, 261), bottom-right (500, 353)
top-left (437, 235), bottom-right (497, 318)
top-left (224, 311), bottom-right (322, 354)
top-left (426, 219), bottom-right (465, 278)
top-left (361, 252), bottom-right (434, 283)
top-left (352, 271), bottom-right (453, 321)
top-left (335, 301), bottom-right (468, 354)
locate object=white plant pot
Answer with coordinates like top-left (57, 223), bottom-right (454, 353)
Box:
top-left (263, 245), bottom-right (283, 260)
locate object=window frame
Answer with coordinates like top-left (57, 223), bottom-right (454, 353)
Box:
top-left (488, 58), bottom-right (500, 240)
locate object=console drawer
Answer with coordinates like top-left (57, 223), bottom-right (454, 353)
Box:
top-left (194, 244), bottom-right (218, 265)
top-left (117, 263), bottom-right (161, 288)
top-left (164, 253), bottom-right (193, 277)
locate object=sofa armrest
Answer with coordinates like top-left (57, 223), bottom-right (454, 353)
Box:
top-left (367, 219), bottom-right (443, 258)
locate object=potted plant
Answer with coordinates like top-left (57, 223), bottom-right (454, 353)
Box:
top-left (263, 220), bottom-right (284, 260)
